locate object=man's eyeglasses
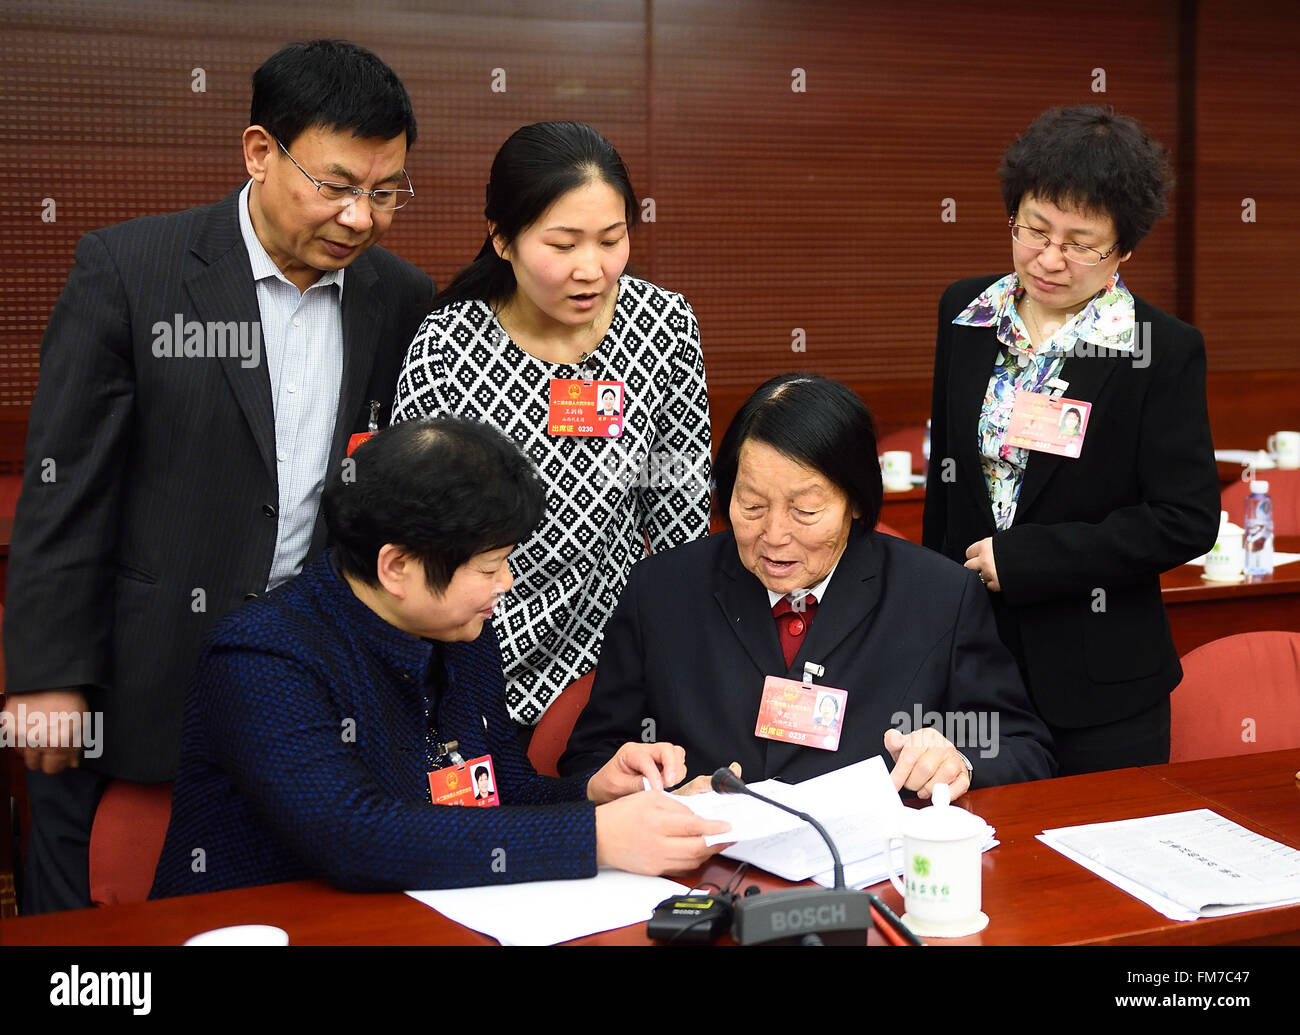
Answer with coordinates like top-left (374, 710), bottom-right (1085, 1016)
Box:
top-left (1009, 216), bottom-right (1119, 267)
top-left (274, 136), bottom-right (414, 211)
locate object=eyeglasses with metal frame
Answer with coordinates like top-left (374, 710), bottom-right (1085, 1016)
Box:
top-left (274, 136), bottom-right (414, 211)
top-left (1008, 215), bottom-right (1119, 266)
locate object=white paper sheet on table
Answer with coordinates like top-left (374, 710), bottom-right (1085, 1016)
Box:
top-left (1185, 551), bottom-right (1300, 568)
top-left (670, 757), bottom-right (911, 881)
top-left (1213, 448), bottom-right (1276, 469)
top-left (405, 868), bottom-right (687, 945)
top-left (1038, 809), bottom-right (1300, 922)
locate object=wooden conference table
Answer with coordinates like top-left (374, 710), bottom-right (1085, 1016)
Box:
top-left (5, 748), bottom-right (1299, 947)
top-left (1161, 536), bottom-right (1300, 657)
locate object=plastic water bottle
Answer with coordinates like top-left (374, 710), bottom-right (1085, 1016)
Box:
top-left (1243, 480), bottom-right (1274, 577)
top-left (922, 419), bottom-right (931, 479)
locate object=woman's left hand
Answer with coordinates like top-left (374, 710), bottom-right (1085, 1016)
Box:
top-left (964, 537), bottom-right (1001, 591)
top-left (587, 741), bottom-right (688, 803)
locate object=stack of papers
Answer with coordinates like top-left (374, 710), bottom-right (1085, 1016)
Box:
top-left (1039, 809), bottom-right (1300, 921)
top-left (672, 757), bottom-right (997, 888)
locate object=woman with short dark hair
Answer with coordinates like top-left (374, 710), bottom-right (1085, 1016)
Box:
top-left (151, 418), bottom-right (727, 898)
top-left (393, 121), bottom-right (710, 736)
top-left (561, 374), bottom-right (1055, 798)
top-left (923, 106), bottom-right (1219, 776)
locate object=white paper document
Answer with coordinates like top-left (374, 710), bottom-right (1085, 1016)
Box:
top-left (406, 868), bottom-right (687, 945)
top-left (1185, 551), bottom-right (1300, 568)
top-left (1039, 809), bottom-right (1300, 921)
top-left (671, 757), bottom-right (912, 881)
top-left (1213, 448), bottom-right (1275, 469)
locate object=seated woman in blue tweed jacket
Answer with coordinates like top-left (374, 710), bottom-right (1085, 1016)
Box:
top-left (150, 419), bottom-right (728, 897)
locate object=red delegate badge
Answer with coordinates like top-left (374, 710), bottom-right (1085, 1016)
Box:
top-left (548, 379), bottom-right (624, 438)
top-left (754, 676), bottom-right (848, 752)
top-left (428, 755), bottom-right (499, 807)
top-left (1005, 390), bottom-right (1091, 458)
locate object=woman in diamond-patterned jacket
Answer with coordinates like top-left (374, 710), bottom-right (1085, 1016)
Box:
top-left (393, 122), bottom-right (711, 733)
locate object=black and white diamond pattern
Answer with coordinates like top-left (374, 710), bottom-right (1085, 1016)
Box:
top-left (393, 276), bottom-right (711, 724)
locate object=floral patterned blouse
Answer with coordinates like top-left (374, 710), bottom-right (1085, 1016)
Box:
top-left (952, 271), bottom-right (1137, 529)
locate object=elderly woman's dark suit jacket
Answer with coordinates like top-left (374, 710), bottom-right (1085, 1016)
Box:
top-left (559, 527), bottom-right (1056, 787)
top-left (922, 275), bottom-right (1220, 733)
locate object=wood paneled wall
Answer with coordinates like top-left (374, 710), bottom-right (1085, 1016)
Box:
top-left (1, 0), bottom-right (1296, 465)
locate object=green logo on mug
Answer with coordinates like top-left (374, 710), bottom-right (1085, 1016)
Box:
top-left (912, 855), bottom-right (931, 877)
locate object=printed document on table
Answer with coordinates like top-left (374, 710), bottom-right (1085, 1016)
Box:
top-left (407, 868), bottom-right (687, 945)
top-left (671, 757), bottom-right (910, 881)
top-left (1039, 809), bottom-right (1300, 921)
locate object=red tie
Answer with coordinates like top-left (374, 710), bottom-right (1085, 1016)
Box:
top-left (773, 594), bottom-right (818, 669)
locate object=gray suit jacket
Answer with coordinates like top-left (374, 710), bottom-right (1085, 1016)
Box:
top-left (3, 188), bottom-right (434, 780)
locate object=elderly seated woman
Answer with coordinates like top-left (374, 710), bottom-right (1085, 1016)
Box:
top-left (560, 374), bottom-right (1056, 799)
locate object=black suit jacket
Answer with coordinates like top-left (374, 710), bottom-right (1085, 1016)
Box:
top-left (3, 189), bottom-right (434, 780)
top-left (559, 528), bottom-right (1055, 788)
top-left (922, 275), bottom-right (1220, 730)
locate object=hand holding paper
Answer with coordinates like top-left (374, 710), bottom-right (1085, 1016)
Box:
top-left (595, 791), bottom-right (732, 875)
top-left (587, 741), bottom-right (688, 801)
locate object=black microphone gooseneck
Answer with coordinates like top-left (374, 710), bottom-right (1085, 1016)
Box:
top-left (710, 767), bottom-right (871, 945)
top-left (711, 767), bottom-right (847, 889)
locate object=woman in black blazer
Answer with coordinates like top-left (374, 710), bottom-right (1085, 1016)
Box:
top-left (922, 106), bottom-right (1220, 775)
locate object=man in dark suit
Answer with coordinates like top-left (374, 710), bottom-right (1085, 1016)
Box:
top-left (2, 40), bottom-right (434, 912)
top-left (560, 375), bottom-right (1055, 794)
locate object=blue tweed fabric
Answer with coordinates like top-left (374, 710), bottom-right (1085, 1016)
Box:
top-left (150, 553), bottom-right (597, 898)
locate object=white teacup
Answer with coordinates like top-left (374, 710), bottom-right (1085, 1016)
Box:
top-left (883, 782), bottom-right (989, 938)
top-left (880, 450), bottom-right (913, 492)
top-left (1268, 431), bottom-right (1300, 470)
top-left (1204, 511), bottom-right (1244, 582)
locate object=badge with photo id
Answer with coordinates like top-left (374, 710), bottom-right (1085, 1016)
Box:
top-left (754, 676), bottom-right (848, 752)
top-left (1005, 389), bottom-right (1091, 458)
top-left (427, 754), bottom-right (499, 807)
top-left (547, 378), bottom-right (624, 438)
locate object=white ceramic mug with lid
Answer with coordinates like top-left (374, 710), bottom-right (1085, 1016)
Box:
top-left (883, 782), bottom-right (989, 938)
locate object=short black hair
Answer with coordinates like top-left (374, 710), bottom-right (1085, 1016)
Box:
top-left (999, 105), bottom-right (1171, 255)
top-left (323, 418), bottom-right (544, 593)
top-left (250, 39), bottom-right (417, 149)
top-left (712, 374), bottom-right (882, 533)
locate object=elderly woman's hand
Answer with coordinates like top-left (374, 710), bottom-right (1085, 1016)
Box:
top-left (587, 741), bottom-right (688, 803)
top-left (673, 761), bottom-right (741, 796)
top-left (883, 727), bottom-right (971, 801)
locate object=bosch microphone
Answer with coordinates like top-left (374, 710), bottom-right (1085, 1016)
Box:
top-left (711, 767), bottom-right (872, 945)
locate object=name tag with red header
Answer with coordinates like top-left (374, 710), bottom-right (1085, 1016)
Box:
top-left (346, 432), bottom-right (373, 456)
top-left (548, 379), bottom-right (624, 437)
top-left (348, 401), bottom-right (383, 455)
top-left (1005, 389), bottom-right (1091, 458)
top-left (754, 676), bottom-right (848, 752)
top-left (427, 754), bottom-right (499, 807)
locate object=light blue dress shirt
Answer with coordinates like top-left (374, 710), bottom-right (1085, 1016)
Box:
top-left (237, 181), bottom-right (344, 589)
